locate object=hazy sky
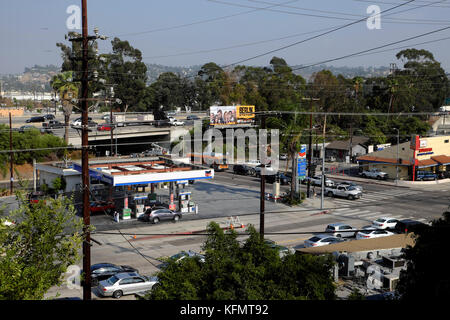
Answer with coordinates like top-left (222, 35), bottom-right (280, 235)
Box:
top-left (1, 0), bottom-right (450, 74)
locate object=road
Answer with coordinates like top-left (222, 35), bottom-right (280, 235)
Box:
top-left (43, 169), bottom-right (450, 300)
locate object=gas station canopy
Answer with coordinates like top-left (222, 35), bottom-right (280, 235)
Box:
top-left (73, 156), bottom-right (214, 186)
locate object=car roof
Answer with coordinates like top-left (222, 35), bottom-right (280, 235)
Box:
top-left (91, 263), bottom-right (117, 270)
top-left (313, 234), bottom-right (335, 239)
top-left (327, 222), bottom-right (349, 227)
top-left (114, 272), bottom-right (140, 279)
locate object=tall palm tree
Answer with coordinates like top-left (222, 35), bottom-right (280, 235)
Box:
top-left (50, 71), bottom-right (79, 144)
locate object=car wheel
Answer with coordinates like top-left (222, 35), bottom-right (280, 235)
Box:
top-left (112, 290), bottom-right (123, 299)
top-left (327, 191), bottom-right (333, 197)
top-left (348, 195), bottom-right (354, 200)
top-left (336, 234), bottom-right (342, 238)
top-left (376, 176), bottom-right (381, 180)
top-left (362, 174), bottom-right (366, 178)
top-left (250, 169), bottom-right (256, 176)
top-left (91, 278), bottom-right (99, 287)
top-left (152, 217), bottom-right (160, 224)
top-left (173, 215), bottom-right (180, 222)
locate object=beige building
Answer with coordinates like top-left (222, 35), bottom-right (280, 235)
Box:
top-left (357, 135), bottom-right (450, 181)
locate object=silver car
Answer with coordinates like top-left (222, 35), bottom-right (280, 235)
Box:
top-left (325, 223), bottom-right (357, 238)
top-left (97, 272), bottom-right (158, 298)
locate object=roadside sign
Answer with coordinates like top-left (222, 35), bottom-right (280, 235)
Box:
top-left (297, 145), bottom-right (307, 180)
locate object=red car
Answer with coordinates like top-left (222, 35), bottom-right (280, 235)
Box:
top-left (97, 124), bottom-right (114, 131)
top-left (90, 201), bottom-right (116, 214)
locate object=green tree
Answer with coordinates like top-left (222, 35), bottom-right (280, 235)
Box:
top-left (0, 192), bottom-right (84, 300)
top-left (50, 71), bottom-right (79, 144)
top-left (144, 222), bottom-right (336, 300)
top-left (396, 210), bottom-right (450, 300)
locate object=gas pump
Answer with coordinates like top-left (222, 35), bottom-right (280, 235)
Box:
top-left (132, 194), bottom-right (148, 219)
top-left (178, 191), bottom-right (197, 213)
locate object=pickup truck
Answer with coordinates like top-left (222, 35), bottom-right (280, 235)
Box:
top-left (325, 184), bottom-right (362, 200)
top-left (42, 120), bottom-right (64, 133)
top-left (359, 168), bottom-right (388, 180)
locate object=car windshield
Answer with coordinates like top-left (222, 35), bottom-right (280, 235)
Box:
top-left (360, 230), bottom-right (372, 234)
top-left (348, 186), bottom-right (358, 191)
top-left (375, 218), bottom-right (386, 223)
top-left (309, 237), bottom-right (321, 242)
top-left (106, 275), bottom-right (119, 285)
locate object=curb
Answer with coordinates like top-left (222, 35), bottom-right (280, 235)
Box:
top-left (325, 174), bottom-right (411, 188)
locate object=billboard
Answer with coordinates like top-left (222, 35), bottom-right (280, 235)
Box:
top-left (209, 105), bottom-right (255, 126)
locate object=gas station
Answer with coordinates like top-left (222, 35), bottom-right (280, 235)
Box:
top-left (72, 156), bottom-right (214, 220)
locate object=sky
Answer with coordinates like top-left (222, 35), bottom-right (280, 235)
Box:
top-left (1, 0), bottom-right (450, 74)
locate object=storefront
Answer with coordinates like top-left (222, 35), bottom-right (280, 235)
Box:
top-left (357, 135), bottom-right (450, 181)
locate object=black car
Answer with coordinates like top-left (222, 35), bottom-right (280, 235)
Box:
top-left (186, 115), bottom-right (200, 120)
top-left (265, 172), bottom-right (291, 185)
top-left (26, 116), bottom-right (46, 123)
top-left (233, 164), bottom-right (252, 175)
top-left (89, 263), bottom-right (139, 286)
top-left (43, 114), bottom-right (55, 120)
top-left (394, 219), bottom-right (428, 234)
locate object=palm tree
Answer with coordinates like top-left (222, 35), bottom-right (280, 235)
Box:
top-left (50, 71), bottom-right (79, 144)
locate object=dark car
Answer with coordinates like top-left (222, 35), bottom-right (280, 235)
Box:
top-left (18, 125), bottom-right (39, 133)
top-left (394, 219), bottom-right (429, 234)
top-left (265, 172), bottom-right (291, 185)
top-left (416, 171), bottom-right (437, 181)
top-left (89, 263), bottom-right (139, 287)
top-left (233, 164), bottom-right (252, 175)
top-left (186, 115), bottom-right (200, 120)
top-left (43, 114), bottom-right (55, 120)
top-left (139, 207), bottom-right (182, 224)
top-left (26, 116), bottom-right (46, 123)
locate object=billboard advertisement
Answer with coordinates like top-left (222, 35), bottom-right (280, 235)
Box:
top-left (209, 105), bottom-right (255, 125)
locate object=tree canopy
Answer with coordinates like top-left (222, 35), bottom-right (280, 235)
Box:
top-left (0, 192), bottom-right (84, 300)
top-left (143, 222), bottom-right (336, 300)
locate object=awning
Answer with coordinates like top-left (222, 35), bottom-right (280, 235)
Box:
top-left (431, 155), bottom-right (450, 166)
top-left (356, 155), bottom-right (411, 165)
top-left (417, 158), bottom-right (439, 168)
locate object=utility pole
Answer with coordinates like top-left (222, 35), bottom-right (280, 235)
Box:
top-left (260, 115), bottom-right (266, 240)
top-left (394, 128), bottom-right (399, 185)
top-left (81, 0), bottom-right (91, 301)
top-left (9, 113), bottom-right (13, 194)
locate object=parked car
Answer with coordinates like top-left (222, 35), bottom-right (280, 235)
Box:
top-left (304, 234), bottom-right (344, 248)
top-left (337, 181), bottom-right (363, 192)
top-left (26, 116), bottom-right (46, 123)
top-left (90, 200), bottom-right (115, 215)
top-left (360, 168), bottom-right (388, 180)
top-left (43, 114), bottom-right (55, 120)
top-left (97, 272), bottom-right (158, 298)
top-left (416, 170), bottom-right (437, 181)
top-left (371, 217), bottom-right (399, 230)
top-left (394, 219), bottom-right (428, 234)
top-left (166, 250), bottom-right (205, 264)
top-left (90, 263), bottom-right (139, 287)
top-left (18, 125), bottom-right (39, 133)
top-left (265, 172), bottom-right (291, 185)
top-left (233, 164), bottom-right (252, 175)
top-left (264, 239), bottom-right (295, 256)
top-left (42, 120), bottom-right (64, 133)
top-left (171, 120), bottom-right (185, 126)
top-left (306, 175), bottom-right (335, 187)
top-left (325, 223), bottom-right (357, 238)
top-left (279, 154), bottom-right (288, 160)
top-left (186, 115), bottom-right (200, 120)
top-left (97, 123), bottom-right (114, 131)
top-left (356, 228), bottom-right (394, 240)
top-left (71, 117), bottom-right (94, 127)
top-left (139, 207), bottom-right (182, 224)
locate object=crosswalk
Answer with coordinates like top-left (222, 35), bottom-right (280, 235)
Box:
top-left (320, 188), bottom-right (430, 224)
top-left (325, 188), bottom-right (424, 207)
top-left (330, 206), bottom-right (429, 224)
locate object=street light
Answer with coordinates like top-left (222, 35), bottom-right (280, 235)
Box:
top-left (393, 128), bottom-right (399, 185)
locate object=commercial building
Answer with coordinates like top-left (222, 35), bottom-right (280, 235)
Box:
top-left (357, 135), bottom-right (450, 181)
top-left (325, 136), bottom-right (370, 162)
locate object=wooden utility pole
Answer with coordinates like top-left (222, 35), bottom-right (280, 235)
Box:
top-left (302, 97), bottom-right (319, 198)
top-left (81, 0), bottom-right (91, 300)
top-left (9, 113), bottom-right (13, 194)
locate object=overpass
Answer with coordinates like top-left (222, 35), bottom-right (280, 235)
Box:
top-left (67, 125), bottom-right (190, 155)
